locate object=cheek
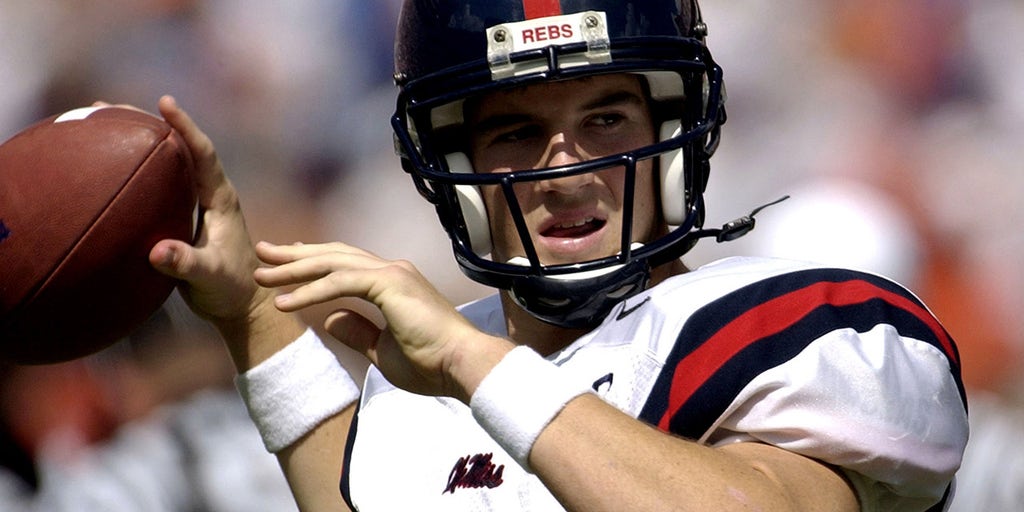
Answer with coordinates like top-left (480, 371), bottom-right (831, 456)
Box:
top-left (599, 163), bottom-right (655, 210)
top-left (481, 186), bottom-right (523, 259)
top-left (631, 163), bottom-right (660, 239)
top-left (592, 164), bottom-right (658, 241)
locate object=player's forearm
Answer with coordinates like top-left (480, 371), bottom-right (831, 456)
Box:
top-left (276, 405), bottom-right (357, 512)
top-left (229, 324), bottom-right (360, 511)
top-left (529, 394), bottom-right (859, 512)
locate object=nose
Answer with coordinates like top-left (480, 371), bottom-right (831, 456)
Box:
top-left (536, 132), bottom-right (593, 193)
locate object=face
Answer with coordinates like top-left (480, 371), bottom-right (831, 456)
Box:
top-left (465, 74), bottom-right (660, 266)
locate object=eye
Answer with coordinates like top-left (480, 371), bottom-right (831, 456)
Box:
top-left (588, 113), bottom-right (626, 128)
top-left (493, 125), bottom-right (541, 144)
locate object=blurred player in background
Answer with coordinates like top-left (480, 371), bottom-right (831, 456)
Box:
top-left (147, 0), bottom-right (968, 510)
top-left (0, 299), bottom-right (297, 511)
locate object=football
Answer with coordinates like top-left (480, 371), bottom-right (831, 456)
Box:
top-left (0, 106), bottom-right (196, 364)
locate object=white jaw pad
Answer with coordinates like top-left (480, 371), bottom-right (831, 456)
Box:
top-left (659, 119), bottom-right (686, 225)
top-left (446, 152), bottom-right (492, 256)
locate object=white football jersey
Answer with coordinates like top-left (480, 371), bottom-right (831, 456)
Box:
top-left (341, 257), bottom-right (967, 511)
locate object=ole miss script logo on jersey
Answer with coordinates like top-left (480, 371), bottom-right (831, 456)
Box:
top-left (444, 453), bottom-right (505, 494)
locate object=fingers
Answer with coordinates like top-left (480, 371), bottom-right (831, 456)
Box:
top-left (253, 242), bottom-right (423, 314)
top-left (253, 242), bottom-right (369, 287)
top-left (255, 240), bottom-right (376, 266)
top-left (156, 95), bottom-right (233, 211)
top-left (258, 252), bottom-right (392, 312)
top-left (157, 96), bottom-right (209, 165)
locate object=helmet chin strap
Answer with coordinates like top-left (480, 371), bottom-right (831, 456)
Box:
top-left (689, 195), bottom-right (790, 244)
top-left (505, 243), bottom-right (645, 280)
top-left (504, 196), bottom-right (789, 329)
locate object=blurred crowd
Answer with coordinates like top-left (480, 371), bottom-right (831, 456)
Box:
top-left (1, 0), bottom-right (1020, 510)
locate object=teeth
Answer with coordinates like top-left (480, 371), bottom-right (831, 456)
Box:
top-left (555, 217), bottom-right (594, 229)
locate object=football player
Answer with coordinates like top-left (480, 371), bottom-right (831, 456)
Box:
top-left (150, 0), bottom-right (968, 510)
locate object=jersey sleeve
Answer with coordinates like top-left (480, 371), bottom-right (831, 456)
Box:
top-left (638, 267), bottom-right (968, 511)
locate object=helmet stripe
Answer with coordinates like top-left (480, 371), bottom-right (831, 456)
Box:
top-left (523, 0), bottom-right (562, 19)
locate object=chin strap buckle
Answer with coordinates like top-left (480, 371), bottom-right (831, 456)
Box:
top-left (714, 195), bottom-right (789, 243)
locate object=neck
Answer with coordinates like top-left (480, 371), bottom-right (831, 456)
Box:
top-left (501, 258), bottom-right (688, 355)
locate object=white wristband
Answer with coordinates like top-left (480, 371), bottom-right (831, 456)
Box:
top-left (470, 345), bottom-right (592, 470)
top-left (234, 328), bottom-right (359, 453)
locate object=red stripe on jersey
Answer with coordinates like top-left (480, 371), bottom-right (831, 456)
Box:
top-left (657, 279), bottom-right (956, 431)
top-left (523, 0), bottom-right (562, 19)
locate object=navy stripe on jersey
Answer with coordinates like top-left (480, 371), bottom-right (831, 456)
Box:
top-left (637, 268), bottom-right (964, 440)
top-left (339, 401), bottom-right (361, 510)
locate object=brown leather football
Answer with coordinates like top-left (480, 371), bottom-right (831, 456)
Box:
top-left (0, 106), bottom-right (196, 364)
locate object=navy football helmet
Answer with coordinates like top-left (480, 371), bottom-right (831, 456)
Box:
top-left (392, 0), bottom-right (726, 328)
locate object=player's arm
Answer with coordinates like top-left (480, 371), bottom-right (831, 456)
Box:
top-left (439, 335), bottom-right (858, 512)
top-left (275, 407), bottom-right (356, 512)
top-left (151, 96), bottom-right (354, 512)
top-left (529, 394), bottom-right (858, 512)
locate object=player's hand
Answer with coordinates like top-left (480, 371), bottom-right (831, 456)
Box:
top-left (254, 241), bottom-right (514, 401)
top-left (148, 96), bottom-right (274, 327)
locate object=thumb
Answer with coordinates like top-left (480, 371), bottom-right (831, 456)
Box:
top-left (324, 309), bottom-right (383, 363)
top-left (149, 239), bottom-right (198, 280)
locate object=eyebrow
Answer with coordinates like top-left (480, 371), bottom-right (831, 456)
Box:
top-left (581, 90), bottom-right (646, 111)
top-left (470, 113), bottom-right (532, 136)
top-left (468, 89), bottom-right (647, 136)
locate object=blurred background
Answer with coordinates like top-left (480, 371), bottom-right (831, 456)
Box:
top-left (0, 0), bottom-right (1020, 509)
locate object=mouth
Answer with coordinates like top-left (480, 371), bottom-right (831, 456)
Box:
top-left (536, 213), bottom-right (609, 258)
top-left (540, 217), bottom-right (606, 239)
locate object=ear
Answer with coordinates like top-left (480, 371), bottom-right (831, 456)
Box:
top-left (446, 152), bottom-right (492, 256)
top-left (658, 120), bottom-right (686, 225)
